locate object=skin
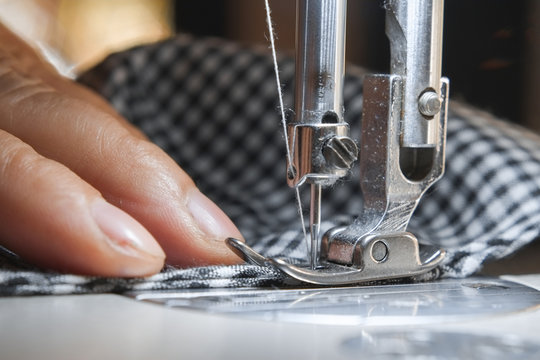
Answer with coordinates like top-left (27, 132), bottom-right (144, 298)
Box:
top-left (0, 24), bottom-right (243, 277)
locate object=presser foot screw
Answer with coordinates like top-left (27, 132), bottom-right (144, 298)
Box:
top-left (371, 241), bottom-right (388, 262)
top-left (322, 136), bottom-right (358, 170)
top-left (418, 91), bottom-right (442, 117)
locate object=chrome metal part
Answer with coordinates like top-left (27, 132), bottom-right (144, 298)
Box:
top-left (287, 0), bottom-right (356, 188)
top-left (248, 74), bottom-right (448, 285)
top-left (385, 0), bottom-right (445, 147)
top-left (286, 123), bottom-right (355, 187)
top-left (226, 237), bottom-right (268, 267)
top-left (274, 231), bottom-right (444, 285)
top-left (310, 183), bottom-right (322, 269)
top-left (286, 0), bottom-right (358, 279)
top-left (128, 277), bottom-right (540, 326)
top-left (322, 136), bottom-right (358, 170)
top-left (418, 90), bottom-right (443, 117)
top-left (295, 0), bottom-right (346, 125)
top-left (269, 0), bottom-right (449, 285)
top-left (320, 75), bottom-right (449, 276)
top-left (226, 236), bottom-right (444, 286)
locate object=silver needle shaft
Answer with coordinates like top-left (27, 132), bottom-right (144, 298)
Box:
top-left (310, 183), bottom-right (322, 269)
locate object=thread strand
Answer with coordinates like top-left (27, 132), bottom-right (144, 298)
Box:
top-left (264, 0), bottom-right (309, 252)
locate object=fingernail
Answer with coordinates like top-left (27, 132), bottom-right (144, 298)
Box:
top-left (187, 190), bottom-right (243, 241)
top-left (91, 199), bottom-right (165, 259)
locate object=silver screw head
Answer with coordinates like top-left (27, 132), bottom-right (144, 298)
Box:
top-left (322, 136), bottom-right (359, 170)
top-left (371, 241), bottom-right (388, 262)
top-left (418, 91), bottom-right (442, 117)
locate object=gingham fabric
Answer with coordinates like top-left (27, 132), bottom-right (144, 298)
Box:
top-left (1, 35), bottom-right (539, 295)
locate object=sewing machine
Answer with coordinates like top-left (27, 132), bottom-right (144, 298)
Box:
top-left (228, 0), bottom-right (448, 285)
top-left (2, 1), bottom-right (540, 359)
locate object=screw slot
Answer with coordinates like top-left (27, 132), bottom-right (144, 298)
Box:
top-left (322, 136), bottom-right (358, 170)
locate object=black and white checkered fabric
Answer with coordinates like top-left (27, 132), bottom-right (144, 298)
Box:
top-left (1, 35), bottom-right (540, 295)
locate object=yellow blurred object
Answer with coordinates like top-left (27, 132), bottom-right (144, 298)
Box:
top-left (56, 0), bottom-right (173, 72)
top-left (0, 0), bottom-right (173, 75)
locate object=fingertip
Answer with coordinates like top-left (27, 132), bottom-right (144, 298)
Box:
top-left (91, 198), bottom-right (165, 259)
top-left (186, 190), bottom-right (244, 244)
top-left (156, 189), bottom-right (244, 267)
top-left (90, 198), bottom-right (166, 276)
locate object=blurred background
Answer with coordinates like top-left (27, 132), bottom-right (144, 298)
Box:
top-left (0, 0), bottom-right (537, 131)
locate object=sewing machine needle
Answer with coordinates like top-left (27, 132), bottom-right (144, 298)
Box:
top-left (310, 183), bottom-right (322, 269)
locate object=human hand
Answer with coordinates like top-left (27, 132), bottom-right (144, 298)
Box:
top-left (0, 24), bottom-right (243, 277)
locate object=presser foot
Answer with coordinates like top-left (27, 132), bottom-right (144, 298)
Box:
top-left (226, 234), bottom-right (444, 286)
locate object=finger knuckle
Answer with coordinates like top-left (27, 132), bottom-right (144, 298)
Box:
top-left (0, 130), bottom-right (68, 189)
top-left (0, 130), bottom-right (38, 179)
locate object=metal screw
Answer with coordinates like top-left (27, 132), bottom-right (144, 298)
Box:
top-left (418, 91), bottom-right (442, 117)
top-left (322, 136), bottom-right (358, 170)
top-left (371, 241), bottom-right (388, 262)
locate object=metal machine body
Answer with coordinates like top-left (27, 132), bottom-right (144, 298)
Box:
top-left (228, 0), bottom-right (449, 285)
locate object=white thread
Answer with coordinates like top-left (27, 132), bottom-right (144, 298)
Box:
top-left (264, 0), bottom-right (309, 251)
top-left (264, 0), bottom-right (293, 166)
